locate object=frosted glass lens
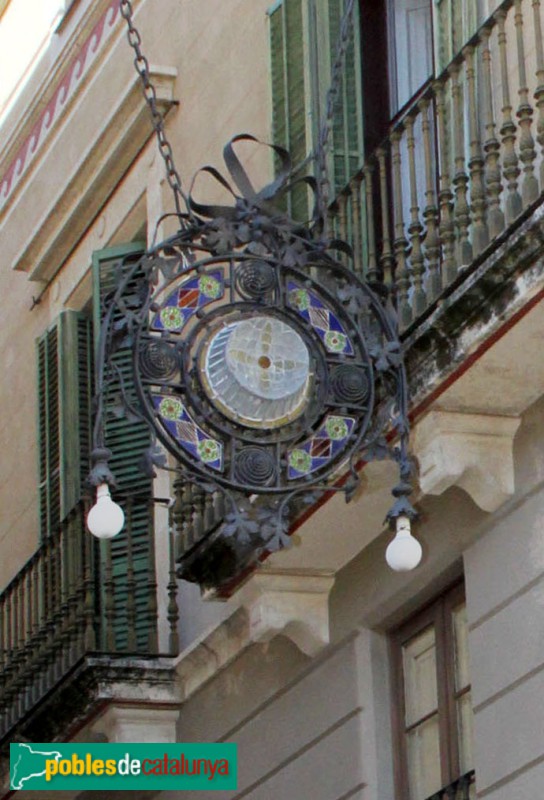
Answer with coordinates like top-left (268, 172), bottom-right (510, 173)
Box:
top-left (226, 317), bottom-right (309, 400)
top-left (403, 625), bottom-right (438, 727)
top-left (406, 715), bottom-right (442, 800)
top-left (202, 316), bottom-right (311, 429)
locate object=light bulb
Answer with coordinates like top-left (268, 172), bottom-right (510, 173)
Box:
top-left (87, 484), bottom-right (125, 539)
top-left (385, 515), bottom-right (422, 572)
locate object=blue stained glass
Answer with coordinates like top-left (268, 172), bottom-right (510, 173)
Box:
top-left (287, 415), bottom-right (355, 479)
top-left (152, 394), bottom-right (223, 471)
top-left (151, 270), bottom-right (224, 332)
top-left (286, 281), bottom-right (354, 355)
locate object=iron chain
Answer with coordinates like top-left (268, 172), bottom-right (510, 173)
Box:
top-left (119, 0), bottom-right (355, 223)
top-left (120, 0), bottom-right (188, 218)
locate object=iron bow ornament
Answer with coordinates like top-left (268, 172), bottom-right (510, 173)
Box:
top-left (87, 135), bottom-right (420, 581)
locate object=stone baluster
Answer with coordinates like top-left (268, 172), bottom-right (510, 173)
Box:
top-left (191, 484), bottom-right (205, 544)
top-left (125, 499), bottom-right (137, 651)
top-left (350, 174), bottom-right (364, 277)
top-left (496, 8), bottom-right (523, 222)
top-left (337, 193), bottom-right (349, 261)
top-left (420, 97), bottom-right (441, 300)
top-left (377, 147), bottom-right (395, 290)
top-left (214, 490), bottom-right (226, 521)
top-left (327, 206), bottom-right (336, 242)
top-left (180, 481), bottom-right (194, 553)
top-left (204, 490), bottom-right (216, 532)
top-left (167, 523), bottom-right (180, 655)
top-left (363, 164), bottom-right (379, 285)
top-left (532, 0), bottom-right (544, 188)
top-left (481, 24), bottom-right (505, 238)
top-left (435, 79), bottom-right (457, 284)
top-left (515, 0), bottom-right (539, 205)
top-left (450, 62), bottom-right (473, 267)
top-left (390, 128), bottom-right (411, 327)
top-left (465, 43), bottom-right (489, 254)
top-left (405, 113), bottom-right (427, 315)
top-left (146, 500), bottom-right (159, 654)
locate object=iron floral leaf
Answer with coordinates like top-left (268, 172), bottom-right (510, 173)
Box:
top-left (139, 442), bottom-right (168, 478)
top-left (223, 508), bottom-right (260, 543)
top-left (370, 340), bottom-right (403, 371)
top-left (255, 503), bottom-right (291, 551)
top-left (337, 283), bottom-right (369, 315)
top-left (203, 220), bottom-right (237, 254)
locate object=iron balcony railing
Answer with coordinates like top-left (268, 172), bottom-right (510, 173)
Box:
top-left (328, 0), bottom-right (544, 331)
top-left (0, 496), bottom-right (187, 742)
top-left (425, 770), bottom-right (476, 800)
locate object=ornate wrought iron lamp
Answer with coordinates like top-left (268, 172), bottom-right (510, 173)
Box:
top-left (87, 1), bottom-right (420, 581)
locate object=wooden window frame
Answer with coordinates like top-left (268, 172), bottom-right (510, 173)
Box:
top-left (390, 582), bottom-right (469, 800)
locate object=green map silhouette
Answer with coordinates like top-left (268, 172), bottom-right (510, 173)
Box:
top-left (11, 743), bottom-right (62, 790)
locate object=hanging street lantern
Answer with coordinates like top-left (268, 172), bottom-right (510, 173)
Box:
top-left (86, 1), bottom-right (420, 584)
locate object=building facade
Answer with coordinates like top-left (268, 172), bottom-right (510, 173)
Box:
top-left (1, 0), bottom-right (544, 799)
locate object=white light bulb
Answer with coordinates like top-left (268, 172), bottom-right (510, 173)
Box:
top-left (87, 484), bottom-right (125, 539)
top-left (385, 515), bottom-right (422, 572)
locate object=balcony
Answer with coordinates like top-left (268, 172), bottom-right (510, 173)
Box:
top-left (326, 0), bottom-right (544, 334)
top-left (0, 498), bottom-right (181, 747)
top-left (173, 0), bottom-right (544, 587)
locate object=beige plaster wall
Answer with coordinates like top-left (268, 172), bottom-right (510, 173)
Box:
top-left (0, 0), bottom-right (274, 589)
top-left (165, 633), bottom-right (391, 800)
top-left (463, 394), bottom-right (544, 799)
top-left (151, 393), bottom-right (544, 799)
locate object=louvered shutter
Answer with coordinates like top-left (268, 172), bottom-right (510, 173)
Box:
top-left (37, 311), bottom-right (93, 540)
top-left (269, 0), bottom-right (309, 220)
top-left (92, 242), bottom-right (153, 651)
top-left (313, 0), bottom-right (364, 193)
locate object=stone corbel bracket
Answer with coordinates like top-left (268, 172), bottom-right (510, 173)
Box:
top-left (240, 569), bottom-right (335, 657)
top-left (414, 410), bottom-right (521, 512)
top-left (175, 570), bottom-right (335, 702)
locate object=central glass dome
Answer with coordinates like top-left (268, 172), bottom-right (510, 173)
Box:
top-left (200, 316), bottom-right (311, 428)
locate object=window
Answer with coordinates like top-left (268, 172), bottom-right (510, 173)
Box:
top-left (92, 242), bottom-right (154, 651)
top-left (268, 0), bottom-right (364, 214)
top-left (390, 583), bottom-right (475, 800)
top-left (37, 310), bottom-right (92, 539)
top-left (36, 241), bottom-right (154, 650)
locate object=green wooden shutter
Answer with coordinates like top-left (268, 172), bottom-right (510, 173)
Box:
top-left (269, 0), bottom-right (309, 220)
top-left (92, 242), bottom-right (153, 651)
top-left (313, 0), bottom-right (363, 193)
top-left (37, 311), bottom-right (92, 539)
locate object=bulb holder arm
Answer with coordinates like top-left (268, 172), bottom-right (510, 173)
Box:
top-left (87, 446), bottom-right (117, 489)
top-left (385, 496), bottom-right (418, 529)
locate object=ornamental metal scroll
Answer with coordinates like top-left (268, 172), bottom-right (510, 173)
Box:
top-left (89, 137), bottom-right (417, 579)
